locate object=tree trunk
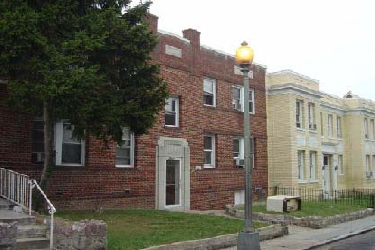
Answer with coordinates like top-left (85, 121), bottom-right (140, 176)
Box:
top-left (40, 101), bottom-right (54, 191)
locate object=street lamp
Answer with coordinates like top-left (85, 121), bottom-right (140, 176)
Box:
top-left (235, 41), bottom-right (260, 250)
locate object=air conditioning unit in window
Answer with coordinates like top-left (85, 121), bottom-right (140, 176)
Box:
top-left (366, 171), bottom-right (373, 179)
top-left (233, 101), bottom-right (242, 111)
top-left (309, 124), bottom-right (317, 130)
top-left (235, 158), bottom-right (245, 167)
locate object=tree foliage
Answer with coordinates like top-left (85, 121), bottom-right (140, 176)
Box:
top-left (0, 0), bottom-right (168, 144)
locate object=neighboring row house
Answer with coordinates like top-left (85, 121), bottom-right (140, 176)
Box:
top-left (0, 14), bottom-right (268, 211)
top-left (267, 70), bottom-right (375, 196)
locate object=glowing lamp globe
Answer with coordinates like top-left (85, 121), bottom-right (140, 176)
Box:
top-left (235, 41), bottom-right (254, 65)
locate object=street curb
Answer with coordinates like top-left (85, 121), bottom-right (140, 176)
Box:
top-left (304, 225), bottom-right (375, 249)
top-left (142, 224), bottom-right (287, 250)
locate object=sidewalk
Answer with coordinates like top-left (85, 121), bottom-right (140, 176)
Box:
top-left (222, 215), bottom-right (375, 250)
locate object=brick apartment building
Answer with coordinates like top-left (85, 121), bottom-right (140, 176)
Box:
top-left (0, 14), bottom-right (268, 211)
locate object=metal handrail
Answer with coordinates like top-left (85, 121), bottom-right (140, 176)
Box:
top-left (0, 168), bottom-right (31, 213)
top-left (0, 168), bottom-right (56, 250)
top-left (30, 179), bottom-right (56, 250)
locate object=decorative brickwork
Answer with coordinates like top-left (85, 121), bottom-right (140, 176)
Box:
top-left (0, 14), bottom-right (267, 211)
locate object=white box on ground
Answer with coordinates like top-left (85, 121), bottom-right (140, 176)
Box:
top-left (267, 195), bottom-right (301, 212)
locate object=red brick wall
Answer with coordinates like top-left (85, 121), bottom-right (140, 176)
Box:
top-left (0, 14), bottom-right (268, 210)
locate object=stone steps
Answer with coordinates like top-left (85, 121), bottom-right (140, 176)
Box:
top-left (0, 198), bottom-right (50, 250)
top-left (17, 237), bottom-right (50, 250)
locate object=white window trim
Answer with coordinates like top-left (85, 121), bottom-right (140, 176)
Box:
top-left (337, 117), bottom-right (342, 138)
top-left (327, 114), bottom-right (333, 137)
top-left (364, 118), bottom-right (369, 140)
top-left (204, 135), bottom-right (215, 168)
top-left (203, 78), bottom-right (216, 107)
top-left (296, 100), bottom-right (303, 129)
top-left (116, 128), bottom-right (135, 168)
top-left (338, 155), bottom-right (344, 175)
top-left (298, 150), bottom-right (305, 180)
top-left (233, 137), bottom-right (244, 160)
top-left (309, 151), bottom-right (316, 180)
top-left (165, 96), bottom-right (179, 128)
top-left (55, 121), bottom-right (85, 166)
top-left (308, 103), bottom-right (316, 131)
top-left (232, 85), bottom-right (255, 114)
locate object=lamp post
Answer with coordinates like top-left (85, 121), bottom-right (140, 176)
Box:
top-left (235, 41), bottom-right (260, 250)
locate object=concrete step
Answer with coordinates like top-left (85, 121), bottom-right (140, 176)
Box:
top-left (0, 198), bottom-right (13, 210)
top-left (0, 209), bottom-right (35, 225)
top-left (17, 224), bottom-right (47, 239)
top-left (17, 237), bottom-right (50, 250)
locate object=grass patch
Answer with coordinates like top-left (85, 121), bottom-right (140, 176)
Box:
top-left (250, 201), bottom-right (367, 217)
top-left (56, 209), bottom-right (268, 250)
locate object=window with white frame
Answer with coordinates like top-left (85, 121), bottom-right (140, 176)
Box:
top-left (233, 137), bottom-right (244, 159)
top-left (165, 96), bottom-right (179, 127)
top-left (337, 116), bottom-right (342, 138)
top-left (232, 85), bottom-right (255, 113)
top-left (366, 155), bottom-right (371, 178)
top-left (296, 100), bottom-right (303, 128)
top-left (32, 119), bottom-right (45, 163)
top-left (364, 118), bottom-right (369, 139)
top-left (204, 135), bottom-right (215, 168)
top-left (309, 151), bottom-right (316, 180)
top-left (320, 112), bottom-right (324, 136)
top-left (203, 78), bottom-right (216, 106)
top-left (371, 119), bottom-right (375, 140)
top-left (298, 150), bottom-right (305, 180)
top-left (55, 122), bottom-right (85, 166)
top-left (338, 155), bottom-right (343, 175)
top-left (308, 103), bottom-right (316, 130)
top-left (327, 114), bottom-right (333, 137)
top-left (116, 128), bottom-right (135, 168)
top-left (248, 89), bottom-right (255, 114)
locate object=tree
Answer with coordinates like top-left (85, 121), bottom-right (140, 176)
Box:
top-left (0, 0), bottom-right (168, 191)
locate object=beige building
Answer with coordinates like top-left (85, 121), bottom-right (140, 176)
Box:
top-left (267, 70), bottom-right (375, 195)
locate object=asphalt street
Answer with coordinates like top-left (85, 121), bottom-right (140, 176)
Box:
top-left (313, 229), bottom-right (375, 250)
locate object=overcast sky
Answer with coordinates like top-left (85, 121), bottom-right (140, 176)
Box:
top-left (149, 0), bottom-right (375, 101)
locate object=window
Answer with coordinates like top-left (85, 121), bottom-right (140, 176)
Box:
top-left (336, 117), bottom-right (342, 138)
top-left (372, 155), bottom-right (375, 178)
top-left (55, 122), bottom-right (85, 166)
top-left (203, 78), bottom-right (216, 106)
top-left (308, 103), bottom-right (316, 130)
top-left (232, 86), bottom-right (255, 113)
top-left (366, 155), bottom-right (371, 178)
top-left (248, 89), bottom-right (255, 114)
top-left (309, 151), bottom-right (316, 180)
top-left (165, 96), bottom-right (179, 127)
top-left (338, 155), bottom-right (343, 175)
top-left (298, 150), bottom-right (305, 180)
top-left (204, 135), bottom-right (215, 168)
top-left (233, 138), bottom-right (244, 159)
top-left (296, 100), bottom-right (303, 128)
top-left (32, 119), bottom-right (45, 163)
top-left (116, 128), bottom-right (135, 168)
top-left (371, 119), bottom-right (375, 140)
top-left (320, 112), bottom-right (324, 136)
top-left (364, 118), bottom-right (369, 139)
top-left (327, 114), bottom-right (333, 137)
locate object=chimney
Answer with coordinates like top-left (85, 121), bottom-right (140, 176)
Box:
top-left (183, 29), bottom-right (201, 49)
top-left (146, 13), bottom-right (158, 33)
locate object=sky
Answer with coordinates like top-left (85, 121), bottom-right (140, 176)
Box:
top-left (148, 0), bottom-right (375, 101)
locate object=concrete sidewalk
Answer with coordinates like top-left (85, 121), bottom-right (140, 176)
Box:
top-left (222, 215), bottom-right (375, 250)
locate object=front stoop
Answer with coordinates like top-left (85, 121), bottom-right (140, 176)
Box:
top-left (0, 199), bottom-right (49, 250)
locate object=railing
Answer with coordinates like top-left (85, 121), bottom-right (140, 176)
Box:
top-left (30, 179), bottom-right (56, 250)
top-left (269, 186), bottom-right (375, 207)
top-left (0, 168), bottom-right (56, 250)
top-left (0, 168), bottom-right (31, 214)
